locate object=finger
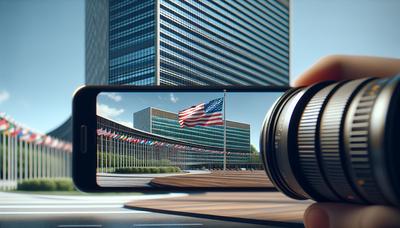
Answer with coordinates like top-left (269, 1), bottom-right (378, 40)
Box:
top-left (304, 203), bottom-right (400, 228)
top-left (292, 55), bottom-right (343, 87)
top-left (293, 55), bottom-right (400, 87)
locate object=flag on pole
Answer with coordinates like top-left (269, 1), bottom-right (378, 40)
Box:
top-left (10, 126), bottom-right (22, 137)
top-left (104, 130), bottom-right (110, 137)
top-left (34, 134), bottom-right (44, 145)
top-left (29, 133), bottom-right (37, 143)
top-left (178, 97), bottom-right (224, 128)
top-left (44, 136), bottom-right (52, 146)
top-left (20, 129), bottom-right (31, 141)
top-left (97, 128), bottom-right (104, 136)
top-left (0, 118), bottom-right (9, 132)
top-left (57, 141), bottom-right (65, 150)
top-left (17, 128), bottom-right (26, 139)
top-left (51, 138), bottom-right (60, 148)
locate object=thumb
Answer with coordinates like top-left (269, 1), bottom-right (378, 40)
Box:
top-left (304, 203), bottom-right (400, 228)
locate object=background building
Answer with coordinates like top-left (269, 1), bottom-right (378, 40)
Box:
top-left (86, 0), bottom-right (109, 85)
top-left (134, 107), bottom-right (250, 154)
top-left (47, 116), bottom-right (72, 141)
top-left (87, 0), bottom-right (290, 86)
top-left (50, 0), bottom-right (289, 141)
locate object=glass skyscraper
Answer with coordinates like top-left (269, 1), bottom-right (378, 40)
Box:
top-left (52, 0), bottom-right (289, 141)
top-left (109, 0), bottom-right (157, 85)
top-left (134, 107), bottom-right (250, 154)
top-left (86, 0), bottom-right (109, 85)
top-left (87, 0), bottom-right (290, 86)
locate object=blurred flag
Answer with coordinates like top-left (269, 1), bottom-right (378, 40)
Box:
top-left (10, 126), bottom-right (22, 137)
top-left (5, 123), bottom-right (15, 135)
top-left (97, 128), bottom-right (104, 136)
top-left (44, 136), bottom-right (53, 146)
top-left (0, 118), bottom-right (9, 132)
top-left (20, 129), bottom-right (31, 141)
top-left (34, 134), bottom-right (44, 145)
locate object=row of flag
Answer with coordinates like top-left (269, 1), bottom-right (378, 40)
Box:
top-left (97, 128), bottom-right (167, 146)
top-left (97, 128), bottom-right (246, 156)
top-left (0, 113), bottom-right (72, 152)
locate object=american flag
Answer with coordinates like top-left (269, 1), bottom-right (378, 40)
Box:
top-left (178, 97), bottom-right (224, 128)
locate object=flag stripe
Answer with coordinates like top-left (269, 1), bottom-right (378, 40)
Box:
top-left (180, 121), bottom-right (224, 127)
top-left (178, 104), bottom-right (204, 116)
top-left (179, 113), bottom-right (222, 121)
top-left (180, 120), bottom-right (224, 126)
top-left (178, 115), bottom-right (223, 124)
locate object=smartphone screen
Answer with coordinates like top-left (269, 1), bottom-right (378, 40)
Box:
top-left (95, 91), bottom-right (283, 188)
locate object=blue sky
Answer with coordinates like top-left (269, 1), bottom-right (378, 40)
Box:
top-left (0, 0), bottom-right (400, 135)
top-left (0, 0), bottom-right (84, 133)
top-left (291, 0), bottom-right (400, 77)
top-left (97, 91), bottom-right (283, 147)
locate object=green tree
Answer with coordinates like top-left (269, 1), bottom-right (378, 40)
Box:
top-left (250, 144), bottom-right (258, 154)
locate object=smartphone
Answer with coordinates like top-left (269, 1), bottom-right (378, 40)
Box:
top-left (73, 86), bottom-right (289, 192)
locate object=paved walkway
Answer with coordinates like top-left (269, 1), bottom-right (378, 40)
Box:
top-left (0, 191), bottom-right (186, 215)
top-left (0, 191), bottom-right (282, 228)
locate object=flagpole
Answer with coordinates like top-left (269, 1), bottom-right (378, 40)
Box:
top-left (11, 136), bottom-right (14, 183)
top-left (2, 133), bottom-right (5, 184)
top-left (105, 136), bottom-right (108, 173)
top-left (101, 135), bottom-right (104, 173)
top-left (223, 90), bottom-right (227, 171)
top-left (7, 134), bottom-right (11, 185)
top-left (19, 139), bottom-right (22, 179)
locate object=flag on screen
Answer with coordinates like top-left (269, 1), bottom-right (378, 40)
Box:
top-left (178, 97), bottom-right (223, 128)
top-left (97, 128), bottom-right (104, 136)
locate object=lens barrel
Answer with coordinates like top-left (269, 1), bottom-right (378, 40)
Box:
top-left (261, 76), bottom-right (400, 206)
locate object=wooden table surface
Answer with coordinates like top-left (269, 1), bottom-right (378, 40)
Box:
top-left (150, 170), bottom-right (274, 188)
top-left (125, 191), bottom-right (312, 227)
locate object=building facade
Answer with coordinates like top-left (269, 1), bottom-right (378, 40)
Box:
top-left (87, 0), bottom-right (290, 86)
top-left (134, 107), bottom-right (250, 154)
top-left (52, 0), bottom-right (289, 141)
top-left (86, 0), bottom-right (109, 85)
top-left (109, 0), bottom-right (157, 85)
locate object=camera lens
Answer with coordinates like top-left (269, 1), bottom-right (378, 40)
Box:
top-left (261, 76), bottom-right (400, 206)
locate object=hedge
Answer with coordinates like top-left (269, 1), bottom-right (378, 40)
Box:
top-left (97, 152), bottom-right (172, 167)
top-left (114, 167), bottom-right (181, 174)
top-left (17, 178), bottom-right (75, 191)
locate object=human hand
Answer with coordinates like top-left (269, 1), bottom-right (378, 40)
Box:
top-left (293, 55), bottom-right (400, 86)
top-left (294, 55), bottom-right (400, 228)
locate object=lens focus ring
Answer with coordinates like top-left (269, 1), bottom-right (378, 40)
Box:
top-left (298, 83), bottom-right (341, 202)
top-left (319, 79), bottom-right (372, 203)
top-left (345, 79), bottom-right (389, 204)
